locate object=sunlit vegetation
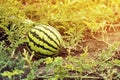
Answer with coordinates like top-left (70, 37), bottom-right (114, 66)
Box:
top-left (0, 0), bottom-right (120, 80)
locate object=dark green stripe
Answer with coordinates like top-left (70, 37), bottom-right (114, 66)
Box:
top-left (28, 33), bottom-right (55, 53)
top-left (41, 25), bottom-right (61, 47)
top-left (30, 31), bottom-right (58, 50)
top-left (34, 27), bottom-right (60, 48)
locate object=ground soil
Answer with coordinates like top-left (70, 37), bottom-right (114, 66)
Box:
top-left (78, 27), bottom-right (120, 58)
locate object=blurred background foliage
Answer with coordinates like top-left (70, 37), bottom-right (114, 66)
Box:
top-left (1, 0), bottom-right (120, 47)
top-left (0, 0), bottom-right (120, 79)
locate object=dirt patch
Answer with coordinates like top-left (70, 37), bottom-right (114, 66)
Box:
top-left (60, 27), bottom-right (120, 59)
top-left (75, 27), bottom-right (120, 58)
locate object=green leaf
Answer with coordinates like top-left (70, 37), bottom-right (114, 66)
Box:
top-left (1, 69), bottom-right (24, 79)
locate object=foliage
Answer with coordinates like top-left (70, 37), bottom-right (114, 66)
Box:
top-left (0, 42), bottom-right (26, 80)
top-left (0, 0), bottom-right (120, 80)
top-left (20, 0), bottom-right (120, 48)
top-left (1, 69), bottom-right (24, 80)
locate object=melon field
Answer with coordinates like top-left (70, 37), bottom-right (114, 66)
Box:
top-left (1, 0), bottom-right (120, 80)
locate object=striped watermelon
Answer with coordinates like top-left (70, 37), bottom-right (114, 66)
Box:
top-left (27, 25), bottom-right (63, 58)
